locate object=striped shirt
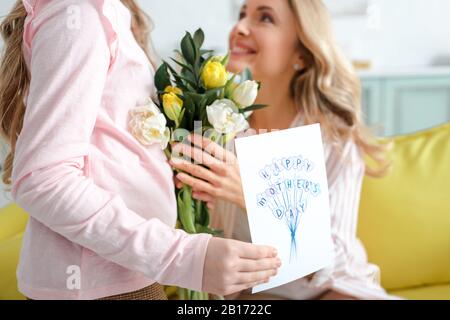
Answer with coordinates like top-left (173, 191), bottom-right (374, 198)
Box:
top-left (212, 114), bottom-right (400, 300)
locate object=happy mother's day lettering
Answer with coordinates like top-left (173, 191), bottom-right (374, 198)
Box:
top-left (256, 155), bottom-right (321, 212)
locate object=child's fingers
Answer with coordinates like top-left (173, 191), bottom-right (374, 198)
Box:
top-left (236, 269), bottom-right (277, 285)
top-left (238, 257), bottom-right (281, 272)
top-left (236, 242), bottom-right (278, 259)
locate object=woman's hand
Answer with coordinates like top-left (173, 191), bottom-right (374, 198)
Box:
top-left (170, 134), bottom-right (246, 210)
top-left (202, 237), bottom-right (281, 296)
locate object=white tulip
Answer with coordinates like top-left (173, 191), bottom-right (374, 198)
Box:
top-left (129, 99), bottom-right (170, 149)
top-left (231, 80), bottom-right (258, 108)
top-left (129, 98), bottom-right (162, 119)
top-left (206, 99), bottom-right (249, 134)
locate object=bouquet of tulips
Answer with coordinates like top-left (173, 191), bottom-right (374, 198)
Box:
top-left (129, 29), bottom-right (264, 300)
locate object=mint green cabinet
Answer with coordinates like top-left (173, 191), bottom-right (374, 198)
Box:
top-left (361, 79), bottom-right (383, 128)
top-left (361, 75), bottom-right (450, 136)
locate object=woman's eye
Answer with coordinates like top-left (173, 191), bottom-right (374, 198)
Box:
top-left (239, 11), bottom-right (246, 20)
top-left (261, 13), bottom-right (274, 23)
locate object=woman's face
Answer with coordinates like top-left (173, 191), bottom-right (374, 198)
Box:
top-left (228, 0), bottom-right (303, 81)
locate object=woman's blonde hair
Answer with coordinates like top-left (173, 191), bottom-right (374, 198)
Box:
top-left (0, 0), bottom-right (155, 188)
top-left (289, 0), bottom-right (391, 177)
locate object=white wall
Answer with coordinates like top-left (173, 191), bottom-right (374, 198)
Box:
top-left (138, 0), bottom-right (237, 59)
top-left (146, 0), bottom-right (450, 68)
top-left (330, 0), bottom-right (450, 69)
top-left (1, 0), bottom-right (450, 68)
top-left (0, 1), bottom-right (14, 15)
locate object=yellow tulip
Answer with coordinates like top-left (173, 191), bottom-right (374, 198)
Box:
top-left (201, 60), bottom-right (228, 89)
top-left (162, 87), bottom-right (184, 126)
top-left (164, 86), bottom-right (183, 96)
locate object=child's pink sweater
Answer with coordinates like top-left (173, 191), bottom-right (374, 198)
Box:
top-left (12, 0), bottom-right (211, 300)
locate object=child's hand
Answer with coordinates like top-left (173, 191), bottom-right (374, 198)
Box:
top-left (173, 174), bottom-right (218, 211)
top-left (202, 237), bottom-right (281, 296)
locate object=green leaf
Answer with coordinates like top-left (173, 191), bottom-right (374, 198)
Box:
top-left (178, 288), bottom-right (187, 300)
top-left (200, 50), bottom-right (214, 63)
top-left (170, 58), bottom-right (195, 74)
top-left (221, 52), bottom-right (230, 66)
top-left (239, 104), bottom-right (268, 113)
top-left (174, 49), bottom-right (184, 59)
top-left (205, 87), bottom-right (225, 95)
top-left (193, 28), bottom-right (205, 49)
top-left (181, 96), bottom-right (196, 130)
top-left (214, 230), bottom-right (224, 237)
top-left (193, 198), bottom-right (211, 226)
top-left (202, 201), bottom-right (210, 226)
top-left (191, 33), bottom-right (201, 66)
top-left (178, 108), bottom-right (186, 128)
top-left (175, 73), bottom-right (198, 89)
top-left (183, 92), bottom-right (203, 105)
top-left (177, 186), bottom-right (196, 234)
top-left (165, 60), bottom-right (197, 90)
top-left (154, 63), bottom-right (171, 92)
top-left (171, 76), bottom-right (189, 92)
top-left (195, 199), bottom-right (202, 224)
top-left (173, 79), bottom-right (189, 92)
top-left (163, 61), bottom-right (188, 92)
top-left (182, 95), bottom-right (196, 113)
top-left (224, 74), bottom-right (237, 98)
top-left (200, 49), bottom-right (214, 55)
top-left (191, 291), bottom-right (199, 300)
top-left (181, 68), bottom-right (197, 83)
top-left (195, 224), bottom-right (222, 236)
top-left (181, 32), bottom-right (196, 65)
top-left (204, 87), bottom-right (224, 104)
top-left (165, 60), bottom-right (177, 74)
top-left (195, 224), bottom-right (210, 233)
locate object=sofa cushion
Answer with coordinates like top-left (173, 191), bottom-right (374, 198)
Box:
top-left (0, 232), bottom-right (26, 300)
top-left (358, 123), bottom-right (450, 292)
top-left (390, 283), bottom-right (450, 300)
top-left (0, 204), bottom-right (28, 300)
top-left (0, 203), bottom-right (29, 241)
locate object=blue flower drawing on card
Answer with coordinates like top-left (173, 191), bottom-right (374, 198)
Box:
top-left (256, 155), bottom-right (321, 262)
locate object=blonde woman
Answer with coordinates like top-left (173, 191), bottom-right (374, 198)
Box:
top-left (171, 0), bottom-right (398, 300)
top-left (0, 0), bottom-right (281, 300)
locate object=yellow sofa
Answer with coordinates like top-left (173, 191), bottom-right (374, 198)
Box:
top-left (0, 203), bottom-right (28, 300)
top-left (1, 123), bottom-right (449, 300)
top-left (358, 122), bottom-right (450, 300)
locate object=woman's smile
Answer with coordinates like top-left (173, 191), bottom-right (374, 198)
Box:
top-left (230, 41), bottom-right (257, 58)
